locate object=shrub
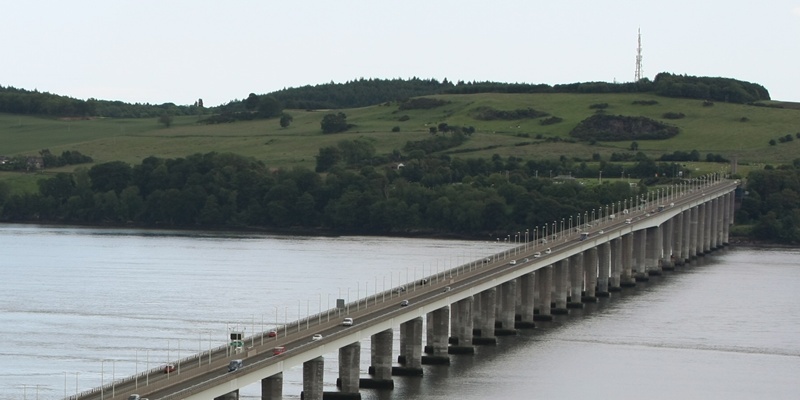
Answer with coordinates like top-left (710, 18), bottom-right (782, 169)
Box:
top-left (632, 100), bottom-right (659, 106)
top-left (391, 126), bottom-right (400, 132)
top-left (703, 100), bottom-right (715, 107)
top-left (662, 112), bottom-right (685, 119)
top-left (540, 116), bottom-right (563, 126)
top-left (589, 103), bottom-right (609, 109)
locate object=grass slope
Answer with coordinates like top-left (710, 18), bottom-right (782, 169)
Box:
top-left (1, 93), bottom-right (798, 192)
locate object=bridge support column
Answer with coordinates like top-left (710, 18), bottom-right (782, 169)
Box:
top-left (396, 317), bottom-right (423, 374)
top-left (714, 195), bottom-right (727, 248)
top-left (451, 297), bottom-right (474, 353)
top-left (681, 209), bottom-right (691, 264)
top-left (621, 233), bottom-right (636, 287)
top-left (673, 211), bottom-right (685, 266)
top-left (646, 226), bottom-right (662, 276)
top-left (423, 306), bottom-right (450, 364)
top-left (552, 259), bottom-right (570, 314)
top-left (698, 203), bottom-right (707, 255)
top-left (597, 242), bottom-right (610, 297)
top-left (689, 206), bottom-right (699, 261)
top-left (534, 266), bottom-right (553, 321)
top-left (609, 238), bottom-right (622, 291)
top-left (302, 356), bottom-right (324, 400)
top-left (663, 218), bottom-right (675, 270)
top-left (475, 288), bottom-right (497, 344)
top-left (582, 248), bottom-right (598, 302)
top-left (710, 198), bottom-right (719, 250)
top-left (724, 191), bottom-right (734, 245)
top-left (517, 272), bottom-right (536, 328)
top-left (337, 342), bottom-right (361, 394)
top-left (497, 280), bottom-right (517, 334)
top-left (705, 200), bottom-right (714, 253)
top-left (634, 229), bottom-right (649, 282)
top-left (567, 253), bottom-right (584, 308)
top-left (261, 373), bottom-right (282, 400)
top-left (365, 329), bottom-right (394, 388)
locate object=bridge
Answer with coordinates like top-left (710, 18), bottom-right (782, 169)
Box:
top-left (68, 176), bottom-right (738, 400)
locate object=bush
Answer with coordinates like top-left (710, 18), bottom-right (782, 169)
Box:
top-left (391, 126), bottom-right (400, 132)
top-left (703, 100), bottom-right (715, 107)
top-left (632, 100), bottom-right (659, 106)
top-left (540, 116), bottom-right (563, 126)
top-left (398, 115), bottom-right (410, 121)
top-left (662, 112), bottom-right (685, 119)
top-left (589, 103), bottom-right (608, 109)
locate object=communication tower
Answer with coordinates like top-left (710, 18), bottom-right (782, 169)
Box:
top-left (635, 28), bottom-right (643, 81)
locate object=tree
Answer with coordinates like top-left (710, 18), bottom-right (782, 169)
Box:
top-left (630, 141), bottom-right (639, 151)
top-left (258, 96), bottom-right (282, 118)
top-left (280, 113), bottom-right (294, 128)
top-left (321, 112), bottom-right (349, 133)
top-left (315, 146), bottom-right (342, 172)
top-left (244, 93), bottom-right (260, 111)
top-left (158, 113), bottom-right (173, 128)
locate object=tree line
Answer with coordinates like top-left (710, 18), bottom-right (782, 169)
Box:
top-left (1, 73), bottom-right (771, 119)
top-left (0, 152), bottom-right (652, 237)
top-left (737, 160), bottom-right (800, 244)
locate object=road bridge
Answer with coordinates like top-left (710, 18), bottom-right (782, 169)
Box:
top-left (68, 176), bottom-right (738, 400)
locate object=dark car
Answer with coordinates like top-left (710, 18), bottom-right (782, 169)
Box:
top-left (163, 364), bottom-right (175, 373)
top-left (400, 300), bottom-right (409, 307)
top-left (228, 359), bottom-right (243, 372)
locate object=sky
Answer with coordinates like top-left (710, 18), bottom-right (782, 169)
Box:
top-left (2, 1), bottom-right (799, 107)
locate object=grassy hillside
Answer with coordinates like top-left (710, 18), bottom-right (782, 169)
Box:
top-left (2, 92), bottom-right (798, 191)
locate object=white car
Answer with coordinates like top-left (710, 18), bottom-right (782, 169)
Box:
top-left (342, 318), bottom-right (353, 326)
top-left (509, 260), bottom-right (517, 265)
top-left (312, 334), bottom-right (323, 341)
top-left (533, 252), bottom-right (541, 258)
top-left (545, 248), bottom-right (552, 254)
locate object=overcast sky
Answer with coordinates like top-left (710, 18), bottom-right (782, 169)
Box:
top-left (3, 1), bottom-right (799, 106)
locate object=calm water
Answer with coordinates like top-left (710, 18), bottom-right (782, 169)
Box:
top-left (1, 225), bottom-right (799, 399)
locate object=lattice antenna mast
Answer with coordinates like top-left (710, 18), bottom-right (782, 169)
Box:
top-left (635, 28), bottom-right (643, 81)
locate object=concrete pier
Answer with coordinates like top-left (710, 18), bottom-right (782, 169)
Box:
top-left (596, 242), bottom-right (610, 297)
top-left (396, 317), bottom-right (423, 374)
top-left (364, 329), bottom-right (393, 388)
top-left (517, 272), bottom-right (536, 328)
top-left (475, 288), bottom-right (497, 344)
top-left (496, 280), bottom-right (517, 334)
top-left (567, 253), bottom-right (584, 308)
top-left (609, 238), bottom-right (622, 292)
top-left (634, 229), bottom-right (649, 282)
top-left (423, 307), bottom-right (450, 364)
top-left (582, 248), bottom-right (598, 302)
top-left (552, 260), bottom-right (569, 315)
top-left (620, 233), bottom-right (636, 287)
top-left (534, 265), bottom-right (553, 321)
top-left (261, 373), bottom-right (282, 400)
top-left (302, 357), bottom-right (324, 400)
top-left (338, 342), bottom-right (361, 394)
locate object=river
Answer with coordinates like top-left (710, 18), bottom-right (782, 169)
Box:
top-left (0, 224), bottom-right (798, 399)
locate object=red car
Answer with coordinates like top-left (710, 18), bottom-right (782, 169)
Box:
top-left (163, 364), bottom-right (175, 373)
top-left (268, 330), bottom-right (277, 338)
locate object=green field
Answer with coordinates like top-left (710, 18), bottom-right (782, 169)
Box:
top-left (2, 92), bottom-right (798, 193)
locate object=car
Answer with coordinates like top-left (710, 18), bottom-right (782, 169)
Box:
top-left (272, 346), bottom-right (286, 355)
top-left (442, 286), bottom-right (451, 293)
top-left (540, 239), bottom-right (548, 244)
top-left (523, 258), bottom-right (530, 262)
top-left (312, 334), bottom-right (323, 341)
top-left (228, 359), bottom-right (243, 372)
top-left (128, 396), bottom-right (141, 400)
top-left (163, 364), bottom-right (175, 373)
top-left (509, 260), bottom-right (517, 265)
top-left (625, 218), bottom-right (632, 224)
top-left (533, 252), bottom-right (541, 258)
top-left (342, 317), bottom-right (354, 326)
top-left (545, 248), bottom-right (552, 254)
top-left (418, 278), bottom-right (429, 285)
top-left (400, 300), bottom-right (409, 307)
top-left (268, 330), bottom-right (277, 338)
top-left (598, 230), bottom-right (604, 234)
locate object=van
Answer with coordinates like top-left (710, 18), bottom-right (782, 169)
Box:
top-left (228, 359), bottom-right (243, 372)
